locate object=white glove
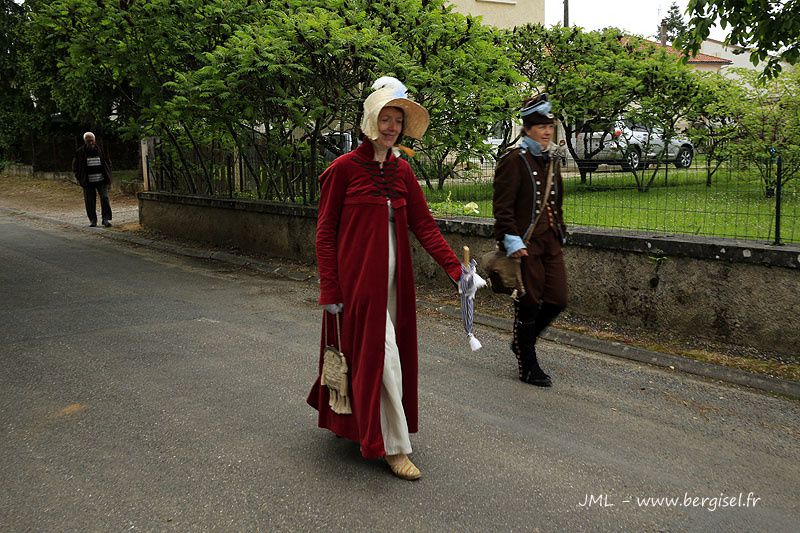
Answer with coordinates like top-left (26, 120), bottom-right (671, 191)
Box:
top-left (324, 303), bottom-right (344, 315)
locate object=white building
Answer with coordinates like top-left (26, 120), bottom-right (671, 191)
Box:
top-left (448, 0), bottom-right (544, 29)
top-left (700, 38), bottom-right (761, 71)
top-left (699, 38), bottom-right (792, 76)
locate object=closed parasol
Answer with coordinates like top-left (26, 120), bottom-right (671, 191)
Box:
top-left (458, 246), bottom-right (487, 351)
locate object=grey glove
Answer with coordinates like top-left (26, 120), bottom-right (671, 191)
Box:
top-left (324, 303), bottom-right (344, 315)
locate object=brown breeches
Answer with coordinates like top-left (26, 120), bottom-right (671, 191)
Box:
top-left (520, 228), bottom-right (568, 308)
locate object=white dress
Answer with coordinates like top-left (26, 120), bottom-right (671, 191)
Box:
top-left (380, 205), bottom-right (412, 455)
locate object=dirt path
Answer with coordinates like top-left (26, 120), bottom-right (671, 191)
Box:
top-left (0, 173), bottom-right (140, 228)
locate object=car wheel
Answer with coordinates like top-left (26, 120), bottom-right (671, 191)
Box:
top-left (623, 147), bottom-right (641, 171)
top-left (675, 146), bottom-right (693, 168)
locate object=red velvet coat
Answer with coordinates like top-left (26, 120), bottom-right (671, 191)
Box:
top-left (308, 141), bottom-right (462, 459)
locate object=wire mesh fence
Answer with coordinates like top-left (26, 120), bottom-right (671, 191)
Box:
top-left (422, 155), bottom-right (798, 245)
top-left (147, 140), bottom-right (798, 245)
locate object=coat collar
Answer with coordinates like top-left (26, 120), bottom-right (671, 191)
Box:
top-left (353, 140), bottom-right (396, 164)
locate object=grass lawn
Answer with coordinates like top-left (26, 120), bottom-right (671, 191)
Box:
top-left (424, 163), bottom-right (800, 244)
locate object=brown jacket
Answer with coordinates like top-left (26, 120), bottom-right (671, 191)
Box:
top-left (492, 144), bottom-right (566, 248)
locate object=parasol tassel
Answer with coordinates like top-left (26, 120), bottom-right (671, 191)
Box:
top-left (468, 333), bottom-right (482, 351)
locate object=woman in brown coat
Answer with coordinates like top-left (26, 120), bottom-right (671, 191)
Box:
top-left (492, 94), bottom-right (568, 387)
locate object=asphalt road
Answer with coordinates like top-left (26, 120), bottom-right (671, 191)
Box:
top-left (1, 212), bottom-right (798, 532)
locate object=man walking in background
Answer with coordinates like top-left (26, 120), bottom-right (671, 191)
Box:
top-left (73, 132), bottom-right (113, 227)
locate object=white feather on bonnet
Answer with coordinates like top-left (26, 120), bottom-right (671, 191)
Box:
top-left (360, 76), bottom-right (430, 141)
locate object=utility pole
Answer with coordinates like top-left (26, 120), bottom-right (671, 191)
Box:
top-left (563, 0), bottom-right (569, 27)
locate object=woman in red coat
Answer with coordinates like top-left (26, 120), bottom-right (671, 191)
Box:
top-left (308, 77), bottom-right (462, 481)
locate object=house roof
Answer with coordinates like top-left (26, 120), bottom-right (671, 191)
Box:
top-left (646, 40), bottom-right (732, 65)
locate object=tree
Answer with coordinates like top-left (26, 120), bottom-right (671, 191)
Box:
top-left (654, 1), bottom-right (687, 45)
top-left (165, 0), bottom-right (519, 192)
top-left (358, 0), bottom-right (521, 190)
top-left (727, 68), bottom-right (800, 196)
top-left (513, 26), bottom-right (638, 182)
top-left (512, 25), bottom-right (698, 186)
top-left (680, 0), bottom-right (800, 78)
top-left (625, 43), bottom-right (701, 191)
top-left (172, 2), bottom-right (398, 199)
top-left (0, 0), bottom-right (35, 160)
top-left (686, 72), bottom-right (748, 186)
top-left (23, 0), bottom-right (273, 193)
top-left (20, 0), bottom-right (519, 193)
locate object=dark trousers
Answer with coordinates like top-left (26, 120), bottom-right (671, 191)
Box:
top-left (515, 300), bottom-right (563, 336)
top-left (82, 182), bottom-right (112, 223)
top-left (520, 228), bottom-right (568, 308)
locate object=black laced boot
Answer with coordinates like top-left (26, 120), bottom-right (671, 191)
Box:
top-left (510, 300), bottom-right (528, 377)
top-left (520, 347), bottom-right (552, 387)
top-left (512, 302), bottom-right (552, 387)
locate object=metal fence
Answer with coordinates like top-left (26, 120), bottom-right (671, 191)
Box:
top-left (146, 136), bottom-right (318, 204)
top-left (420, 154), bottom-right (798, 245)
top-left (147, 142), bottom-right (798, 245)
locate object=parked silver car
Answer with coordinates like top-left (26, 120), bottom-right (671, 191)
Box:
top-left (321, 132), bottom-right (360, 162)
top-left (575, 120), bottom-right (694, 171)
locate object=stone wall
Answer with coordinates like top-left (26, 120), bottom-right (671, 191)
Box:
top-left (138, 192), bottom-right (800, 356)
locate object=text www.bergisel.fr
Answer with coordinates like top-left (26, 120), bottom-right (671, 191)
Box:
top-left (578, 492), bottom-right (761, 512)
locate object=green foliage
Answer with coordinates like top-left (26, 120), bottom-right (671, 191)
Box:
top-left (14, 0), bottom-right (794, 211)
top-left (0, 0), bottom-right (35, 159)
top-left (512, 25), bottom-right (699, 188)
top-left (18, 0), bottom-right (517, 191)
top-left (686, 72), bottom-right (748, 185)
top-left (654, 2), bottom-right (688, 45)
top-left (625, 43), bottom-right (702, 191)
top-left (512, 25), bottom-right (644, 165)
top-left (680, 0), bottom-right (800, 78)
top-left (684, 67), bottom-right (800, 195)
top-left (725, 68), bottom-right (800, 195)
top-left (359, 0), bottom-right (521, 189)
top-left (164, 1), bottom-right (397, 197)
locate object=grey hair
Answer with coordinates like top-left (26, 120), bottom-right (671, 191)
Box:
top-left (83, 132), bottom-right (95, 141)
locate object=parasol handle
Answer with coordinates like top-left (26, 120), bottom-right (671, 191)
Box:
top-left (463, 246), bottom-right (470, 267)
